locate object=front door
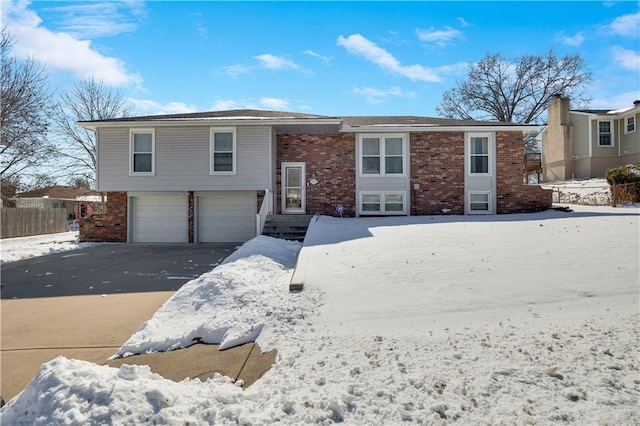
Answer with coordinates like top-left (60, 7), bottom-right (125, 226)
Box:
top-left (282, 162), bottom-right (306, 214)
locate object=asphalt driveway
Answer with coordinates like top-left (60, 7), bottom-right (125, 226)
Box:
top-left (1, 243), bottom-right (240, 299)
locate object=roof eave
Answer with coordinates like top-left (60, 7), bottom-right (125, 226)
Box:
top-left (76, 117), bottom-right (343, 131)
top-left (341, 124), bottom-right (539, 133)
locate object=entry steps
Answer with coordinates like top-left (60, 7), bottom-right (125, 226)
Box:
top-left (261, 214), bottom-right (315, 242)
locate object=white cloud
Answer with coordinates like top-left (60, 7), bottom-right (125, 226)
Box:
top-left (43, 1), bottom-right (145, 38)
top-left (353, 86), bottom-right (417, 104)
top-left (303, 50), bottom-right (331, 64)
top-left (254, 53), bottom-right (301, 71)
top-left (1, 0), bottom-right (141, 86)
top-left (609, 11), bottom-right (640, 37)
top-left (457, 17), bottom-right (470, 27)
top-left (128, 99), bottom-right (198, 115)
top-left (591, 91), bottom-right (640, 109)
top-left (336, 34), bottom-right (440, 83)
top-left (416, 27), bottom-right (463, 46)
top-left (611, 46), bottom-right (640, 71)
top-left (558, 31), bottom-right (585, 46)
top-left (259, 97), bottom-right (289, 110)
top-left (221, 64), bottom-right (253, 77)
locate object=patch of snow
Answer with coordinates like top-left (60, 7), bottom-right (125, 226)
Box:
top-left (0, 232), bottom-right (101, 264)
top-left (1, 207), bottom-right (638, 424)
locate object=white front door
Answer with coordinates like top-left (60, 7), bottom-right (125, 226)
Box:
top-left (282, 162), bottom-right (306, 214)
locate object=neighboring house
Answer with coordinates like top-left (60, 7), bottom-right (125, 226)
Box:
top-left (13, 186), bottom-right (105, 220)
top-left (542, 95), bottom-right (640, 182)
top-left (76, 110), bottom-right (551, 243)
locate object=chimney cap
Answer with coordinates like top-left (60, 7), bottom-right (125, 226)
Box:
top-left (553, 93), bottom-right (563, 99)
top-left (634, 100), bottom-right (640, 106)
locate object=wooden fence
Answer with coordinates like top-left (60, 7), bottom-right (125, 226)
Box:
top-left (1, 208), bottom-right (68, 239)
top-left (611, 182), bottom-right (639, 205)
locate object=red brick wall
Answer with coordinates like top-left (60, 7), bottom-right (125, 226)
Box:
top-left (79, 192), bottom-right (127, 242)
top-left (277, 133), bottom-right (356, 217)
top-left (496, 132), bottom-right (552, 213)
top-left (410, 132), bottom-right (466, 215)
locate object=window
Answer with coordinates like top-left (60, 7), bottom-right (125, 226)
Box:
top-left (598, 121), bottom-right (613, 146)
top-left (469, 136), bottom-right (489, 174)
top-left (360, 135), bottom-right (405, 176)
top-left (469, 192), bottom-right (490, 212)
top-left (210, 128), bottom-right (236, 174)
top-left (130, 129), bottom-right (155, 175)
top-left (626, 116), bottom-right (636, 134)
top-left (360, 192), bottom-right (406, 215)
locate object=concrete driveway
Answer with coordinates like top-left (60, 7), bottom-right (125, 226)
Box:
top-left (1, 243), bottom-right (239, 299)
top-left (1, 243), bottom-right (240, 402)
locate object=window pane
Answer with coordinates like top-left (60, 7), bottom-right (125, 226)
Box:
top-left (470, 156), bottom-right (488, 173)
top-left (470, 202), bottom-right (489, 211)
top-left (362, 138), bottom-right (380, 155)
top-left (385, 157), bottom-right (403, 174)
top-left (385, 194), bottom-right (403, 203)
top-left (470, 193), bottom-right (488, 203)
top-left (214, 132), bottom-right (233, 152)
top-left (362, 203), bottom-right (381, 212)
top-left (599, 134), bottom-right (612, 146)
top-left (362, 194), bottom-right (380, 203)
top-left (134, 134), bottom-right (152, 152)
top-left (599, 122), bottom-right (611, 133)
top-left (385, 138), bottom-right (403, 155)
top-left (286, 168), bottom-right (301, 187)
top-left (134, 153), bottom-right (152, 172)
top-left (362, 157), bottom-right (380, 174)
top-left (471, 137), bottom-right (488, 154)
top-left (214, 153), bottom-right (233, 171)
top-left (286, 189), bottom-right (302, 208)
top-left (385, 202), bottom-right (403, 211)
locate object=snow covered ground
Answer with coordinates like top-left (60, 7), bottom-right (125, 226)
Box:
top-left (1, 204), bottom-right (639, 424)
top-left (0, 231), bottom-right (100, 264)
top-left (541, 178), bottom-right (612, 205)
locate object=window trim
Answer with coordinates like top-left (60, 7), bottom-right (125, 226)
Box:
top-left (210, 127), bottom-right (237, 175)
top-left (358, 134), bottom-right (407, 177)
top-left (625, 116), bottom-right (636, 134)
top-left (468, 191), bottom-right (492, 215)
top-left (129, 128), bottom-right (155, 176)
top-left (466, 132), bottom-right (493, 176)
top-left (359, 191), bottom-right (407, 215)
top-left (597, 120), bottom-right (614, 147)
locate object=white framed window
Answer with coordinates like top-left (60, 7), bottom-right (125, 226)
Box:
top-left (130, 129), bottom-right (155, 175)
top-left (359, 134), bottom-right (406, 176)
top-left (625, 116), bottom-right (636, 134)
top-left (468, 191), bottom-right (491, 213)
top-left (359, 191), bottom-right (406, 215)
top-left (210, 127), bottom-right (236, 175)
top-left (598, 121), bottom-right (613, 146)
top-left (468, 135), bottom-right (490, 174)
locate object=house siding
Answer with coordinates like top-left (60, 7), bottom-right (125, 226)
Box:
top-left (97, 126), bottom-right (271, 191)
top-left (276, 133), bottom-right (356, 216)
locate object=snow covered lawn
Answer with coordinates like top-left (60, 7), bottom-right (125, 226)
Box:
top-left (1, 205), bottom-right (639, 424)
top-left (0, 231), bottom-right (100, 264)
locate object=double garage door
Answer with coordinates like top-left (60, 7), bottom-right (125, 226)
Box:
top-left (129, 192), bottom-right (256, 243)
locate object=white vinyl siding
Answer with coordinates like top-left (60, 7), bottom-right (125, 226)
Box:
top-left (359, 191), bottom-right (406, 215)
top-left (97, 126), bottom-right (271, 192)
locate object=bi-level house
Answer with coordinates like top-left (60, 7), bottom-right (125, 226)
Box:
top-left (542, 95), bottom-right (640, 182)
top-left (77, 110), bottom-right (551, 243)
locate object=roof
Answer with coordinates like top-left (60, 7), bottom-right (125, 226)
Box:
top-left (78, 109), bottom-right (537, 133)
top-left (572, 102), bottom-right (640, 116)
top-left (14, 186), bottom-right (101, 201)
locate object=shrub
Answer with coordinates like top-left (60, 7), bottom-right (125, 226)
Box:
top-left (606, 163), bottom-right (640, 204)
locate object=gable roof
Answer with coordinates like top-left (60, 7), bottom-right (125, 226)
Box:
top-left (14, 186), bottom-right (101, 200)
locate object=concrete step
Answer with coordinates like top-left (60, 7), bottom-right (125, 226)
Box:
top-left (261, 214), bottom-right (314, 241)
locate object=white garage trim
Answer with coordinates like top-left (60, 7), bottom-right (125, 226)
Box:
top-left (128, 193), bottom-right (188, 243)
top-left (196, 191), bottom-right (257, 243)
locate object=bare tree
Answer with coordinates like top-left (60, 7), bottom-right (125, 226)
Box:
top-left (0, 27), bottom-right (55, 181)
top-left (436, 51), bottom-right (592, 124)
top-left (52, 78), bottom-right (134, 186)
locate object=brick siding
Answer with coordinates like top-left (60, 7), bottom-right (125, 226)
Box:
top-left (277, 133), bottom-right (356, 217)
top-left (496, 132), bottom-right (552, 213)
top-left (410, 132), bottom-right (466, 215)
top-left (79, 192), bottom-right (127, 242)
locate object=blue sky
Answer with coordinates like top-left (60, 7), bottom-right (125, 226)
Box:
top-left (2, 1), bottom-right (639, 118)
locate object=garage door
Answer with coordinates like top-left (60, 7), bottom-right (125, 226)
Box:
top-left (198, 192), bottom-right (256, 242)
top-left (131, 195), bottom-right (188, 243)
